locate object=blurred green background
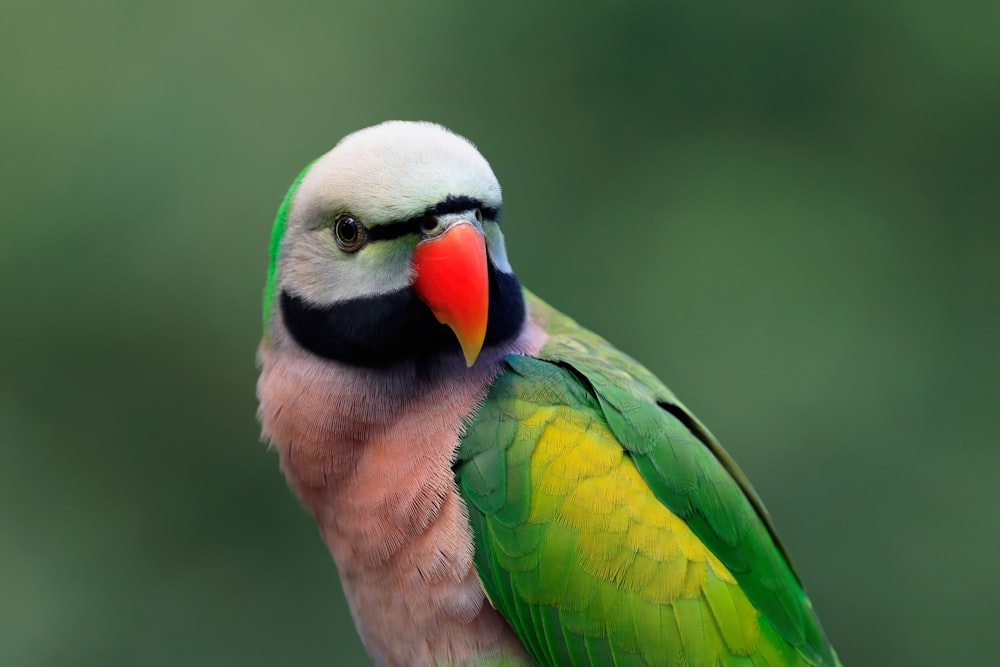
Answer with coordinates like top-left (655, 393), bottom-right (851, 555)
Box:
top-left (2, 1), bottom-right (998, 665)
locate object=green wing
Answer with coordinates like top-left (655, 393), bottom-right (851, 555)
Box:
top-left (455, 292), bottom-right (840, 667)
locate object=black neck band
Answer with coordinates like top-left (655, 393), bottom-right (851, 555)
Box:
top-left (280, 265), bottom-right (525, 369)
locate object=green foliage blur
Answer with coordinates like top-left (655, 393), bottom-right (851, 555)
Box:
top-left (2, 2), bottom-right (997, 665)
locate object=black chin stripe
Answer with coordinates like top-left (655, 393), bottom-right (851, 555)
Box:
top-left (281, 265), bottom-right (525, 368)
top-left (366, 195), bottom-right (502, 243)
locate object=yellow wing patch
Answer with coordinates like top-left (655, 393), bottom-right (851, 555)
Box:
top-left (513, 401), bottom-right (764, 660)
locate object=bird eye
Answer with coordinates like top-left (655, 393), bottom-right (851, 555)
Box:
top-left (333, 215), bottom-right (367, 252)
top-left (420, 216), bottom-right (439, 233)
top-left (473, 208), bottom-right (483, 223)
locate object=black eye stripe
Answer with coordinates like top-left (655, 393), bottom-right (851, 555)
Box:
top-left (364, 195), bottom-right (501, 243)
top-left (425, 195), bottom-right (499, 220)
top-left (365, 217), bottom-right (425, 242)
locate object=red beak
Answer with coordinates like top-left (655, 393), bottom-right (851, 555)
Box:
top-left (411, 223), bottom-right (489, 366)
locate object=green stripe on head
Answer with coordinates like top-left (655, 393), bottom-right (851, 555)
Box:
top-left (262, 160), bottom-right (317, 337)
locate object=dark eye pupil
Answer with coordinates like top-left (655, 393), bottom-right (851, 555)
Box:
top-left (338, 218), bottom-right (358, 242)
top-left (337, 218), bottom-right (358, 243)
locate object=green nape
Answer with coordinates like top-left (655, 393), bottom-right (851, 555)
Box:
top-left (261, 160), bottom-right (316, 337)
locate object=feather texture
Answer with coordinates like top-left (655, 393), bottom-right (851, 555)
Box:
top-left (260, 122), bottom-right (841, 666)
top-left (455, 292), bottom-right (841, 667)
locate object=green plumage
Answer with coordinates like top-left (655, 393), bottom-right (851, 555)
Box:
top-left (263, 160), bottom-right (315, 335)
top-left (456, 292), bottom-right (841, 667)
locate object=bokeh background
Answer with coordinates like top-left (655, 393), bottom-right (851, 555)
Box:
top-left (3, 2), bottom-right (998, 665)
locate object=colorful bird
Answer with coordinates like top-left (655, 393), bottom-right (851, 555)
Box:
top-left (257, 121), bottom-right (841, 667)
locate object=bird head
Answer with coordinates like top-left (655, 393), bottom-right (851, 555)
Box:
top-left (263, 121), bottom-right (525, 369)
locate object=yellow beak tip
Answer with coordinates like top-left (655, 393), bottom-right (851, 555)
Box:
top-left (459, 338), bottom-right (484, 367)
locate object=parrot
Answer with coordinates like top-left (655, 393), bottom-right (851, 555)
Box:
top-left (256, 121), bottom-right (842, 667)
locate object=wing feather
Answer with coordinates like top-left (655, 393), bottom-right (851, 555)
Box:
top-left (455, 292), bottom-right (840, 666)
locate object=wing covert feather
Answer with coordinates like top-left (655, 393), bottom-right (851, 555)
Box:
top-left (455, 292), bottom-right (840, 667)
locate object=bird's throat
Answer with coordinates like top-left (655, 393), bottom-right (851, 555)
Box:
top-left (256, 315), bottom-right (548, 666)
